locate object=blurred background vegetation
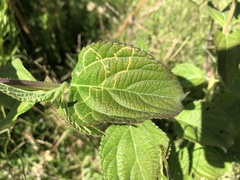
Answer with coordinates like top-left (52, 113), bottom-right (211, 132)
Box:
top-left (0, 0), bottom-right (237, 179)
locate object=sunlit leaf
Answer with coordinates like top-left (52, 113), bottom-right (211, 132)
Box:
top-left (190, 144), bottom-right (232, 179)
top-left (207, 2), bottom-right (240, 28)
top-left (0, 59), bottom-right (36, 128)
top-left (175, 101), bottom-right (235, 151)
top-left (0, 81), bottom-right (68, 103)
top-left (168, 147), bottom-right (189, 180)
top-left (172, 63), bottom-right (205, 87)
top-left (0, 100), bottom-right (35, 128)
top-left (100, 121), bottom-right (169, 180)
top-left (69, 42), bottom-right (184, 126)
top-left (0, 59), bottom-right (36, 80)
top-left (207, 2), bottom-right (226, 28)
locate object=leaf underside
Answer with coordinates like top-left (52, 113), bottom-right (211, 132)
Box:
top-left (69, 41), bottom-right (184, 125)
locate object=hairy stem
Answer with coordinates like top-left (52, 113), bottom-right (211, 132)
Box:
top-left (0, 78), bottom-right (61, 91)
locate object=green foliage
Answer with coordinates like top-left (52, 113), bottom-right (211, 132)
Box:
top-left (100, 121), bottom-right (169, 179)
top-left (207, 1), bottom-right (240, 28)
top-left (0, 81), bottom-right (67, 102)
top-left (1, 0), bottom-right (240, 179)
top-left (215, 30), bottom-right (240, 97)
top-left (69, 42), bottom-right (184, 126)
top-left (172, 63), bottom-right (206, 87)
top-left (190, 144), bottom-right (232, 179)
top-left (175, 101), bottom-right (235, 151)
top-left (0, 42), bottom-right (184, 179)
top-left (0, 59), bottom-right (36, 128)
top-left (169, 1), bottom-right (240, 179)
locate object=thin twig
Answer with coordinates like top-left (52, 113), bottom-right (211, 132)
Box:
top-left (223, 0), bottom-right (237, 35)
top-left (114, 0), bottom-right (147, 38)
top-left (169, 36), bottom-right (191, 61)
top-left (163, 39), bottom-right (179, 62)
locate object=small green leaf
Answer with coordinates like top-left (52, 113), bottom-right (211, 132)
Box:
top-left (0, 82), bottom-right (67, 102)
top-left (0, 100), bottom-right (35, 128)
top-left (190, 144), bottom-right (232, 179)
top-left (207, 2), bottom-right (240, 28)
top-left (207, 2), bottom-right (226, 28)
top-left (69, 41), bottom-right (184, 125)
top-left (0, 59), bottom-right (36, 80)
top-left (215, 30), bottom-right (240, 97)
top-left (100, 121), bottom-right (169, 180)
top-left (168, 147), bottom-right (189, 179)
top-left (0, 59), bottom-right (36, 129)
top-left (172, 63), bottom-right (205, 87)
top-left (175, 101), bottom-right (235, 150)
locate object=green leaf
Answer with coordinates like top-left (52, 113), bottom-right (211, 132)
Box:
top-left (207, 2), bottom-right (240, 28)
top-left (100, 121), bottom-right (169, 180)
top-left (0, 100), bottom-right (35, 128)
top-left (0, 59), bottom-right (36, 80)
top-left (175, 101), bottom-right (235, 151)
top-left (213, 92), bottom-right (240, 134)
top-left (69, 41), bottom-right (184, 125)
top-left (190, 144), bottom-right (232, 179)
top-left (207, 2), bottom-right (226, 28)
top-left (215, 30), bottom-right (240, 97)
top-left (226, 131), bottom-right (240, 162)
top-left (135, 37), bottom-right (148, 52)
top-left (168, 147), bottom-right (189, 180)
top-left (172, 63), bottom-right (205, 87)
top-left (0, 59), bottom-right (36, 128)
top-left (0, 81), bottom-right (67, 102)
top-left (54, 96), bottom-right (104, 136)
top-left (65, 118), bottom-right (105, 136)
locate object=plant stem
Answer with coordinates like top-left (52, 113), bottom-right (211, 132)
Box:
top-left (0, 78), bottom-right (61, 91)
top-left (223, 0), bottom-right (237, 35)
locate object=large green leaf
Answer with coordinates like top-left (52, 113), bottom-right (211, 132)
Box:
top-left (172, 63), bottom-right (205, 87)
top-left (69, 42), bottom-right (184, 125)
top-left (175, 101), bottom-right (235, 150)
top-left (100, 121), bottom-right (169, 180)
top-left (215, 30), bottom-right (240, 97)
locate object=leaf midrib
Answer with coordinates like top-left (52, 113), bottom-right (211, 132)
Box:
top-left (71, 83), bottom-right (181, 100)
